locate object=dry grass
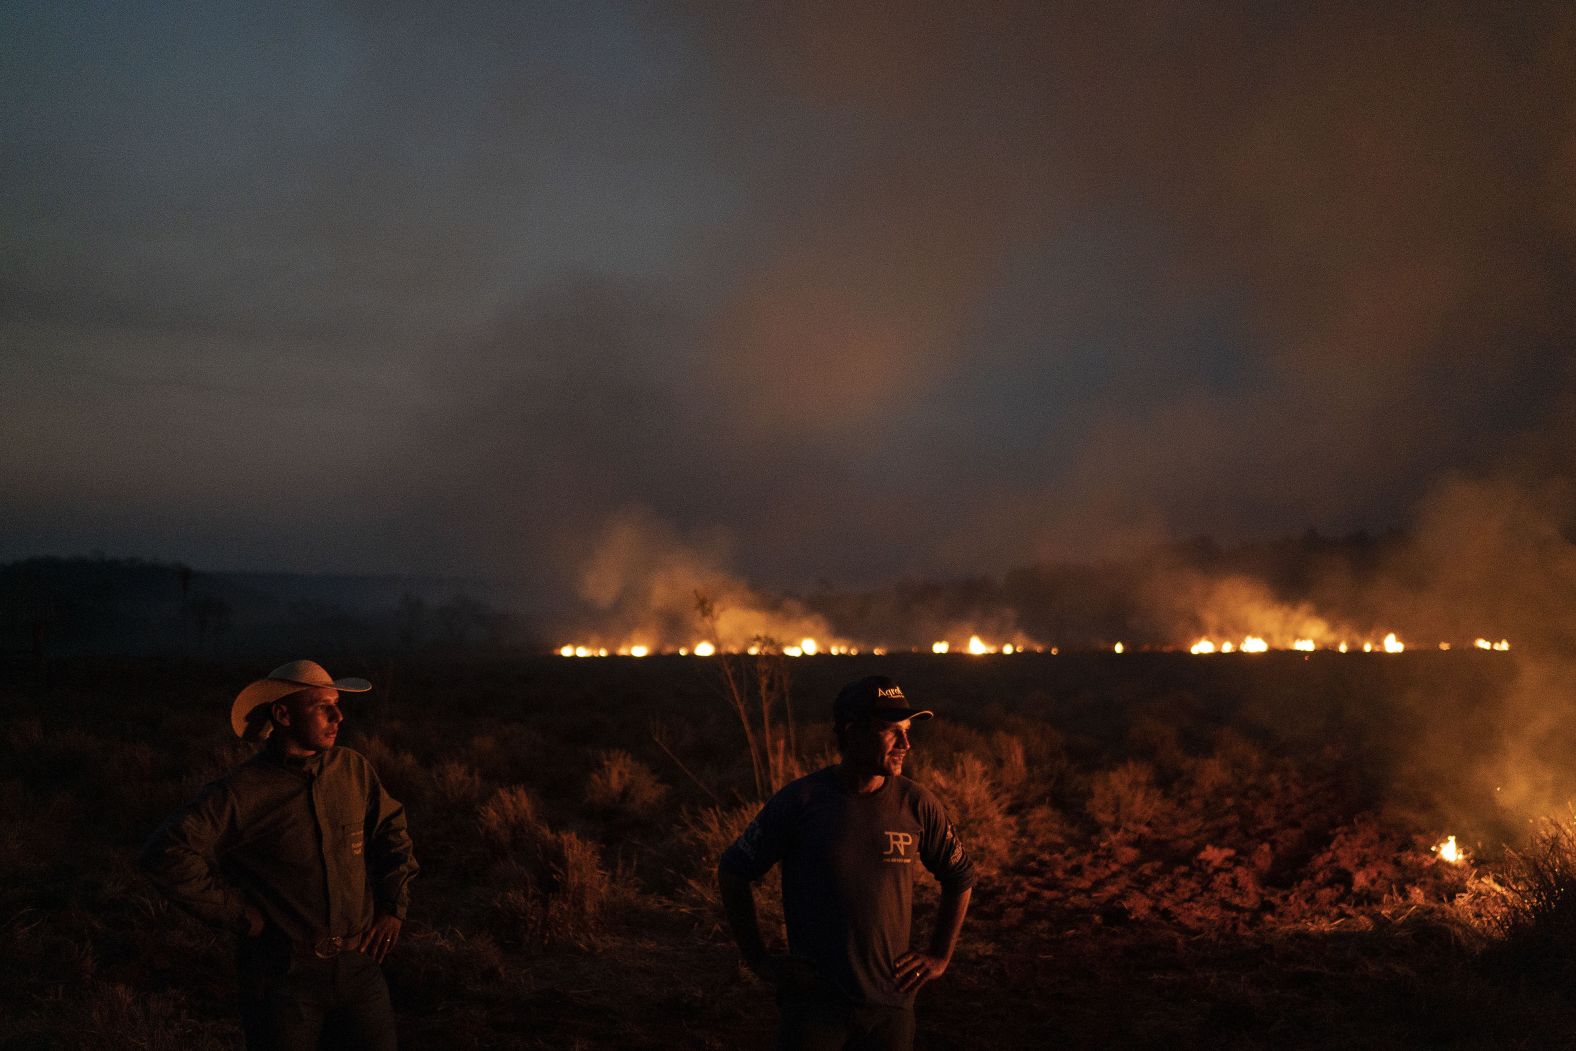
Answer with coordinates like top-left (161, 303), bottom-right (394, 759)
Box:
top-left (1474, 818), bottom-right (1576, 978)
top-left (479, 785), bottom-right (548, 853)
top-left (543, 831), bottom-right (617, 943)
top-left (432, 759), bottom-right (488, 811)
top-left (3, 653), bottom-right (1568, 1049)
top-left (357, 735), bottom-right (430, 809)
top-left (585, 749), bottom-right (668, 817)
top-left (928, 753), bottom-right (1018, 876)
top-left (487, 830), bottom-right (623, 948)
top-left (1085, 760), bottom-right (1169, 839)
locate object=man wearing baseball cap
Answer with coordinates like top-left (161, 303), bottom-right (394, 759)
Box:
top-left (719, 675), bottom-right (975, 1050)
top-left (141, 660), bottom-right (418, 1050)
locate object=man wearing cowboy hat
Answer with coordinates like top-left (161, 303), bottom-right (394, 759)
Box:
top-left (142, 660), bottom-right (418, 1050)
top-left (719, 675), bottom-right (975, 1051)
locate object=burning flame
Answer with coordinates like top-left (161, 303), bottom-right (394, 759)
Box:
top-left (1434, 835), bottom-right (1465, 864)
top-left (921, 636), bottom-right (1028, 655)
top-left (554, 629), bottom-right (1510, 658)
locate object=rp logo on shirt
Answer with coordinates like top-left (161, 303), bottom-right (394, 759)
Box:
top-left (882, 831), bottom-right (915, 863)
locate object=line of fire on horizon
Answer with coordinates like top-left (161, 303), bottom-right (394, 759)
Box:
top-left (557, 634), bottom-right (1513, 659)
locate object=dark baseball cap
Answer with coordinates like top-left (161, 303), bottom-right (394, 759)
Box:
top-left (833, 676), bottom-right (934, 727)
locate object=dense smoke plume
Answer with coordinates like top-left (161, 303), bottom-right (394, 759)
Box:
top-left (568, 507), bottom-right (837, 651)
top-left (1379, 474), bottom-right (1576, 830)
top-left (8, 4), bottom-right (1573, 589)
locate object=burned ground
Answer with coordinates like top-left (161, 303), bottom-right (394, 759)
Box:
top-left (0, 653), bottom-right (1568, 1049)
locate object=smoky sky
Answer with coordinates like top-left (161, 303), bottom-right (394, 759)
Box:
top-left (4, 2), bottom-right (1574, 602)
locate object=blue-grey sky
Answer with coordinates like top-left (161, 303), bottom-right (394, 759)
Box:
top-left (4, 2), bottom-right (1574, 600)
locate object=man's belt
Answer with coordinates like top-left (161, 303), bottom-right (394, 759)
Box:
top-left (286, 932), bottom-right (365, 960)
top-left (312, 934), bottom-right (350, 959)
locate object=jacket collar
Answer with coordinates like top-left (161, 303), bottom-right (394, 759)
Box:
top-left (261, 739), bottom-right (331, 776)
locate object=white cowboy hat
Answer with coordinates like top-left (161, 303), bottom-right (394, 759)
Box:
top-left (230, 659), bottom-right (372, 738)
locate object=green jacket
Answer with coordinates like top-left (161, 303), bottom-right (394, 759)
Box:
top-left (141, 744), bottom-right (417, 943)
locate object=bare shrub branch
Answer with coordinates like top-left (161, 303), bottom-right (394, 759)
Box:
top-left (694, 591), bottom-right (799, 800)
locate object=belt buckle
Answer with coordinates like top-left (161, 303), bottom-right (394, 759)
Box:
top-left (312, 935), bottom-right (345, 959)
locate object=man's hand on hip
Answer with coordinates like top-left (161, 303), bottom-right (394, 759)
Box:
top-left (356, 912), bottom-right (403, 963)
top-left (893, 950), bottom-right (948, 993)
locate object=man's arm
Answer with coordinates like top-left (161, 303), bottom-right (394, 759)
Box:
top-left (140, 783), bottom-right (263, 936)
top-left (901, 789), bottom-right (978, 993)
top-left (718, 789), bottom-right (801, 985)
top-left (357, 764), bottom-right (419, 962)
top-left (719, 867), bottom-right (822, 993)
top-left (894, 885), bottom-right (972, 993)
top-left (362, 767), bottom-right (418, 918)
top-left (718, 867), bottom-right (772, 979)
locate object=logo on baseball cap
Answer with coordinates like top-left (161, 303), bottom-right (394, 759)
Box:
top-left (833, 676), bottom-right (934, 727)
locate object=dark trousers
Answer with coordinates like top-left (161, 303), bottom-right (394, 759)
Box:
top-left (237, 938), bottom-right (398, 1051)
top-left (776, 988), bottom-right (916, 1051)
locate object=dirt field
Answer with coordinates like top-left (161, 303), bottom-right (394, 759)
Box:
top-left (3, 652), bottom-right (1571, 1049)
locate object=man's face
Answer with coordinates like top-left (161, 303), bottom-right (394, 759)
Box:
top-left (274, 687), bottom-right (343, 754)
top-left (843, 717), bottom-right (912, 778)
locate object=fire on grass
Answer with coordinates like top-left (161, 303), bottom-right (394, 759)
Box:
top-left (1435, 835), bottom-right (1467, 865)
top-left (557, 632), bottom-right (1513, 658)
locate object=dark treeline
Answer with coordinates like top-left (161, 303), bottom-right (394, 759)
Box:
top-left (0, 556), bottom-right (535, 661)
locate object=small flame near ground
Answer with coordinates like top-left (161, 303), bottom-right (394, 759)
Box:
top-left (1433, 835), bottom-right (1466, 864)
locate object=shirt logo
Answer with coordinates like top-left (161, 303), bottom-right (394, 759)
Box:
top-left (883, 830), bottom-right (915, 863)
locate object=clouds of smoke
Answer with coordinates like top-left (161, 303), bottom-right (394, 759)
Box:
top-left (569, 506), bottom-right (838, 651)
top-left (689, 1), bottom-right (1576, 571)
top-left (6, 2), bottom-right (1575, 608)
top-left (1137, 572), bottom-right (1341, 648)
top-left (396, 275), bottom-right (718, 585)
top-left (1377, 474), bottom-right (1576, 828)
top-left (1114, 470), bottom-right (1576, 834)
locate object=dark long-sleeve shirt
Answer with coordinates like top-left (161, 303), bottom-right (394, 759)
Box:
top-left (141, 744), bottom-right (417, 944)
top-left (720, 767), bottom-right (976, 1008)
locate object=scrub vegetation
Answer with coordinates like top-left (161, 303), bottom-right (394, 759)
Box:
top-left (0, 652), bottom-right (1570, 1048)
